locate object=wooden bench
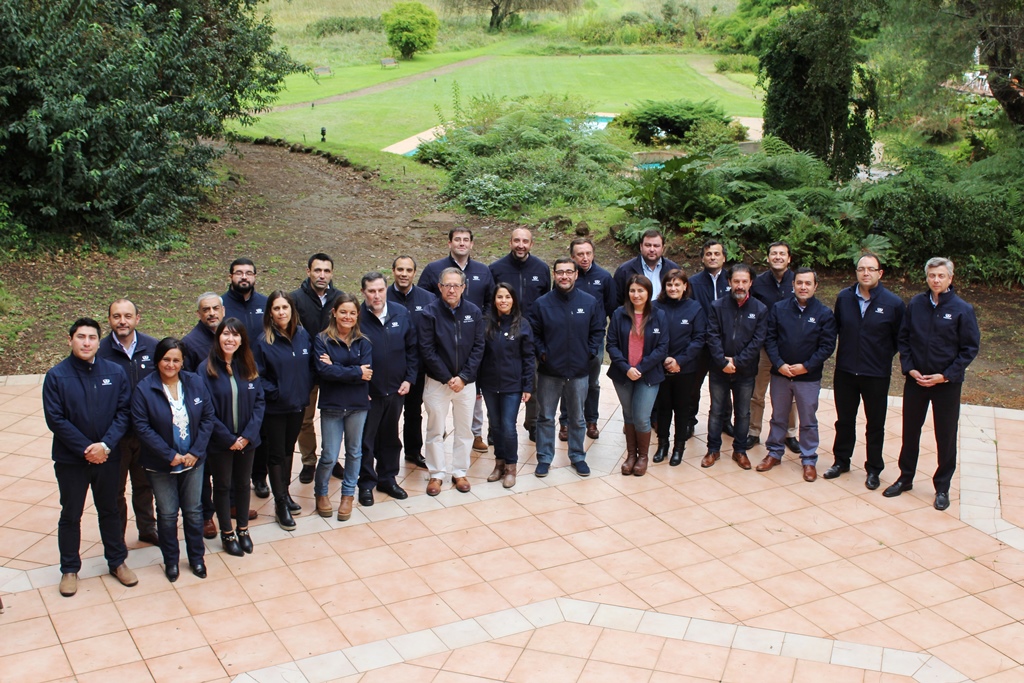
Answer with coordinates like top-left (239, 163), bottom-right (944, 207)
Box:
top-left (380, 58), bottom-right (399, 69)
top-left (313, 65), bottom-right (332, 77)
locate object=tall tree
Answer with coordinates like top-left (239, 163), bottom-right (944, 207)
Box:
top-left (443, 0), bottom-right (581, 31)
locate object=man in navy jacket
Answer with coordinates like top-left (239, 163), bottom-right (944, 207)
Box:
top-left (688, 239), bottom-right (732, 438)
top-left (703, 264), bottom-right (768, 471)
top-left (530, 258), bottom-right (605, 477)
top-left (884, 258), bottom-right (980, 511)
top-left (43, 318), bottom-right (137, 597)
top-left (97, 298), bottom-right (159, 546)
top-left (756, 268), bottom-right (837, 482)
top-left (824, 253), bottom-right (905, 489)
top-left (418, 267), bottom-right (486, 496)
top-left (359, 272), bottom-right (418, 504)
top-left (613, 228), bottom-right (680, 304)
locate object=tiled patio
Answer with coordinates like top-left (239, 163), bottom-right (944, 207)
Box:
top-left (1, 372), bottom-right (1023, 683)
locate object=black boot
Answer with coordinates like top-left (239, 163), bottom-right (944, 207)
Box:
top-left (275, 497), bottom-right (296, 531)
top-left (269, 464), bottom-right (297, 530)
top-left (652, 441), bottom-right (670, 464)
top-left (669, 441), bottom-right (684, 466)
top-left (252, 474), bottom-right (270, 499)
top-left (285, 493), bottom-right (302, 513)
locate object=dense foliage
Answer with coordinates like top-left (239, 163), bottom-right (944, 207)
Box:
top-left (614, 99), bottom-right (732, 145)
top-left (305, 16), bottom-right (382, 37)
top-left (0, 0), bottom-right (298, 252)
top-left (443, 0), bottom-right (580, 31)
top-left (567, 1), bottom-right (708, 46)
top-left (381, 3), bottom-right (441, 59)
top-left (708, 0), bottom-right (796, 53)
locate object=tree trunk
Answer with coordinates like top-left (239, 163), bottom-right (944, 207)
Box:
top-left (489, 2), bottom-right (503, 30)
top-left (971, 5), bottom-right (1024, 126)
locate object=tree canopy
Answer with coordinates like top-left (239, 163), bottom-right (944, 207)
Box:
top-left (382, 3), bottom-right (441, 59)
top-left (443, 0), bottom-right (581, 31)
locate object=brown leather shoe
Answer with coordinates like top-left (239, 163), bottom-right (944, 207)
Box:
top-left (586, 423), bottom-right (600, 439)
top-left (315, 495), bottom-right (332, 517)
top-left (502, 462), bottom-right (516, 488)
top-left (486, 460), bottom-right (505, 483)
top-left (473, 436), bottom-right (488, 453)
top-left (701, 451), bottom-right (720, 468)
top-left (803, 465), bottom-right (817, 482)
top-left (203, 518), bottom-right (217, 539)
top-left (110, 563), bottom-right (139, 587)
top-left (732, 452), bottom-right (752, 470)
top-left (426, 478), bottom-right (443, 496)
top-left (337, 495), bottom-right (354, 521)
top-left (756, 455), bottom-right (780, 472)
top-left (453, 476), bottom-right (471, 493)
top-left (558, 425), bottom-right (568, 442)
top-left (229, 506), bottom-right (259, 521)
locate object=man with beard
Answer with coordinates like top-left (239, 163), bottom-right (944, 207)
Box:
top-left (688, 240), bottom-right (732, 439)
top-left (613, 229), bottom-right (680, 303)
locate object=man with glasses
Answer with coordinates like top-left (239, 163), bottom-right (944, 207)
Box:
top-left (824, 253), bottom-right (905, 490)
top-left (222, 258), bottom-right (268, 340)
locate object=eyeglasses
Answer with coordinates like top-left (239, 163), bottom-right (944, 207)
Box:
top-left (232, 270), bottom-right (256, 277)
top-left (855, 267), bottom-right (879, 273)
top-left (554, 270), bottom-right (576, 276)
top-left (439, 283), bottom-right (464, 290)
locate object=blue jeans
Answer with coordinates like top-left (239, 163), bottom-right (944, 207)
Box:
top-left (536, 374), bottom-right (587, 464)
top-left (612, 380), bottom-right (661, 433)
top-left (559, 341), bottom-right (603, 426)
top-left (707, 373), bottom-right (755, 453)
top-left (482, 390), bottom-right (523, 464)
top-left (147, 467), bottom-right (205, 566)
top-left (317, 409), bottom-right (367, 497)
top-left (766, 377), bottom-right (821, 465)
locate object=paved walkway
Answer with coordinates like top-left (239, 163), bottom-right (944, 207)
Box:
top-left (1, 372), bottom-right (1023, 682)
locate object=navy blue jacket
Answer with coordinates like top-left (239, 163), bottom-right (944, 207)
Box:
top-left (689, 269), bottom-right (731, 315)
top-left (254, 327), bottom-right (315, 415)
top-left (834, 283), bottom-right (905, 377)
top-left (707, 295), bottom-right (769, 377)
top-left (751, 269), bottom-right (794, 309)
top-left (489, 253), bottom-right (551, 315)
top-left (530, 287), bottom-right (604, 379)
top-left (291, 279), bottom-right (344, 338)
top-left (43, 355), bottom-right (131, 464)
top-left (360, 302), bottom-right (418, 397)
top-left (898, 287), bottom-right (980, 383)
top-left (606, 306), bottom-right (670, 385)
top-left (181, 321), bottom-right (216, 373)
top-left (98, 331), bottom-right (159, 390)
top-left (766, 297), bottom-right (838, 382)
top-left (478, 315), bottom-right (536, 394)
top-left (314, 333), bottom-right (372, 411)
top-left (387, 283), bottom-right (434, 319)
top-left (223, 288), bottom-right (268, 341)
top-left (654, 298), bottom-right (707, 375)
top-left (613, 255), bottom-right (681, 306)
top-left (198, 358), bottom-right (266, 450)
top-left (131, 371), bottom-right (215, 471)
top-left (577, 263), bottom-right (617, 322)
top-left (417, 298), bottom-right (485, 385)
top-left (419, 255), bottom-right (494, 312)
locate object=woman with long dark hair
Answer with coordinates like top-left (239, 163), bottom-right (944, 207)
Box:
top-left (479, 283), bottom-right (534, 488)
top-left (255, 290), bottom-right (314, 530)
top-left (606, 274), bottom-right (669, 476)
top-left (200, 318), bottom-right (265, 557)
top-left (653, 269), bottom-right (707, 466)
top-left (313, 293), bottom-right (372, 522)
top-left (132, 337), bottom-right (215, 581)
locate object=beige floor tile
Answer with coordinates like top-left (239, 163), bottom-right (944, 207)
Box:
top-left (417, 506), bottom-right (488, 535)
top-left (933, 558), bottom-right (1013, 594)
top-left (175, 576), bottom-right (250, 617)
top-left (235, 565), bottom-right (304, 603)
top-left (289, 554), bottom-right (358, 590)
top-left (628, 486), bottom-right (696, 515)
top-left (332, 605), bottom-right (403, 646)
top-left (390, 535), bottom-right (460, 567)
top-left (513, 487), bottom-right (578, 515)
top-left (50, 602), bottom-right (126, 643)
top-left (361, 662), bottom-right (438, 683)
top-left (462, 546), bottom-right (535, 580)
top-left (624, 570), bottom-right (701, 608)
top-left (386, 594), bottom-right (461, 632)
top-left (721, 546), bottom-right (798, 582)
top-left (507, 647), bottom-right (587, 682)
top-left (708, 582), bottom-right (788, 621)
top-left (0, 644), bottom-right (73, 683)
top-left (488, 515), bottom-right (559, 546)
top-left (442, 641), bottom-right (523, 680)
top-left (688, 526), bottom-right (761, 558)
top-left (145, 645), bottom-right (225, 683)
top-left (794, 595), bottom-right (876, 635)
top-left (571, 582), bottom-right (650, 609)
top-left (277, 617), bottom-right (349, 658)
top-left (362, 567), bottom-right (435, 604)
top-left (114, 588), bottom-right (191, 629)
top-left (850, 547), bottom-right (925, 582)
top-left (254, 590), bottom-right (330, 629)
top-left (515, 536), bottom-right (587, 570)
top-left (978, 622), bottom-right (1024, 663)
top-left (439, 525), bottom-right (510, 557)
top-left (438, 581), bottom-right (513, 619)
top-left (722, 649), bottom-right (796, 682)
top-left (578, 658), bottom-right (654, 683)
top-left (612, 516), bottom-right (683, 547)
top-left (74, 660), bottom-right (154, 683)
top-left (641, 537), bottom-right (714, 571)
top-left (975, 666), bottom-right (1024, 682)
top-left (745, 608), bottom-right (829, 637)
top-left (590, 629), bottom-right (666, 669)
top-left (655, 639), bottom-right (730, 680)
top-left (130, 615), bottom-right (207, 659)
top-left (212, 631), bottom-right (291, 676)
top-left (494, 569), bottom-right (566, 607)
top-left (974, 548), bottom-right (1024, 583)
top-left (193, 603), bottom-right (271, 645)
top-left (752, 570), bottom-right (834, 608)
top-left (0, 615), bottom-right (59, 657)
top-left (63, 630), bottom-right (142, 675)
top-left (415, 557), bottom-right (484, 592)
top-left (562, 526), bottom-right (635, 559)
top-left (888, 570), bottom-right (968, 607)
top-left (463, 495), bottom-right (532, 525)
top-left (311, 579), bottom-right (382, 617)
top-left (541, 558), bottom-right (618, 594)
top-left (883, 608), bottom-right (970, 649)
top-left (343, 545), bottom-right (409, 578)
top-left (791, 659), bottom-right (866, 683)
top-left (672, 558), bottom-right (747, 593)
top-left (537, 506), bottom-right (608, 535)
top-left (931, 636), bottom-right (1020, 681)
top-left (834, 621), bottom-right (922, 651)
top-left (843, 583), bottom-right (923, 620)
top-left (271, 533), bottom-right (341, 564)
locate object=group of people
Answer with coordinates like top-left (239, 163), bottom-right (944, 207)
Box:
top-left (42, 227), bottom-right (981, 597)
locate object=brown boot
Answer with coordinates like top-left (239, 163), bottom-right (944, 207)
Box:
top-left (502, 461), bottom-right (517, 488)
top-left (337, 495), bottom-right (354, 521)
top-left (634, 430), bottom-right (652, 476)
top-left (487, 459), bottom-right (505, 483)
top-left (622, 424), bottom-right (638, 475)
top-left (316, 495), bottom-right (332, 518)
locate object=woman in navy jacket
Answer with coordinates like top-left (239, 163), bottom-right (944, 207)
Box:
top-left (607, 274), bottom-right (669, 476)
top-left (313, 293), bottom-right (373, 522)
top-left (255, 290), bottom-right (314, 531)
top-left (199, 318), bottom-right (266, 557)
top-left (653, 269), bottom-right (707, 466)
top-left (131, 337), bottom-right (215, 582)
top-left (478, 283), bottom-right (535, 488)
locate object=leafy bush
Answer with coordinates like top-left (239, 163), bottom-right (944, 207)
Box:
top-left (0, 201), bottom-right (31, 256)
top-left (683, 119), bottom-right (741, 155)
top-left (714, 54), bottom-right (759, 73)
top-left (381, 2), bottom-right (440, 59)
top-left (305, 16), bottom-right (382, 37)
top-left (614, 99), bottom-right (731, 145)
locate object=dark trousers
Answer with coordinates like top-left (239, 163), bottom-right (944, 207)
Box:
top-left (117, 432), bottom-right (156, 536)
top-left (54, 459), bottom-right (128, 573)
top-left (263, 412), bottom-right (303, 499)
top-left (707, 374), bottom-right (754, 454)
top-left (208, 448), bottom-right (255, 533)
top-left (360, 393), bottom-right (403, 490)
top-left (831, 370), bottom-right (891, 474)
top-left (897, 379), bottom-right (962, 493)
top-left (251, 439), bottom-right (269, 483)
top-left (201, 461), bottom-right (215, 522)
top-left (690, 350), bottom-right (731, 428)
top-left (402, 373), bottom-right (426, 459)
top-left (147, 467), bottom-right (205, 566)
top-left (656, 372), bottom-right (697, 445)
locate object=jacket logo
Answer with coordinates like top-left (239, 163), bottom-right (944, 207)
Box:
top-left (531, 276), bottom-right (539, 281)
top-left (101, 378), bottom-right (112, 386)
top-left (302, 349), bottom-right (309, 355)
top-left (681, 319), bottom-right (690, 325)
top-left (391, 321), bottom-right (400, 327)
top-left (577, 308), bottom-right (585, 314)
top-left (463, 315), bottom-right (473, 322)
top-left (255, 308), bottom-right (264, 315)
top-left (248, 382), bottom-right (255, 390)
top-left (141, 355), bottom-right (151, 362)
top-left (193, 397), bottom-right (202, 405)
top-left (415, 305), bottom-right (423, 311)
top-left (747, 313), bottom-right (756, 319)
top-left (471, 275), bottom-right (480, 281)
top-left (874, 307), bottom-right (884, 314)
top-left (593, 279), bottom-right (602, 285)
top-left (808, 317), bottom-right (816, 324)
top-left (943, 313), bottom-right (953, 319)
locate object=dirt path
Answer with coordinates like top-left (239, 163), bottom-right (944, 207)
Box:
top-left (270, 55), bottom-right (496, 112)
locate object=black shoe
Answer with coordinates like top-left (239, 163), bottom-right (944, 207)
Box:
top-left (237, 529), bottom-right (253, 554)
top-left (785, 437), bottom-right (800, 454)
top-left (405, 454), bottom-right (427, 469)
top-left (252, 475), bottom-right (270, 499)
top-left (934, 492), bottom-right (950, 510)
top-left (653, 442), bottom-right (670, 464)
top-left (332, 462), bottom-right (345, 480)
top-left (164, 563), bottom-right (179, 583)
top-left (865, 472), bottom-right (880, 490)
top-left (883, 481), bottom-right (913, 498)
top-left (822, 465), bottom-right (849, 480)
top-left (377, 481), bottom-right (409, 500)
top-left (275, 498), bottom-right (296, 531)
top-left (138, 529), bottom-right (160, 546)
top-left (723, 422), bottom-right (734, 437)
top-left (744, 435), bottom-right (760, 450)
top-left (190, 562), bottom-right (207, 579)
top-left (528, 426), bottom-right (536, 443)
top-left (286, 494), bottom-right (302, 513)
top-left (487, 434), bottom-right (493, 446)
top-left (669, 446), bottom-right (683, 467)
top-left (298, 464), bottom-right (315, 484)
top-left (684, 424), bottom-right (695, 441)
top-left (221, 532), bottom-right (244, 557)
top-left (358, 489), bottom-right (375, 507)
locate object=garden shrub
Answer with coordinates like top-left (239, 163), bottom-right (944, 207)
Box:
top-left (305, 16), bottom-right (382, 37)
top-left (614, 99), bottom-right (731, 145)
top-left (714, 54), bottom-right (759, 73)
top-left (381, 2), bottom-right (440, 59)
